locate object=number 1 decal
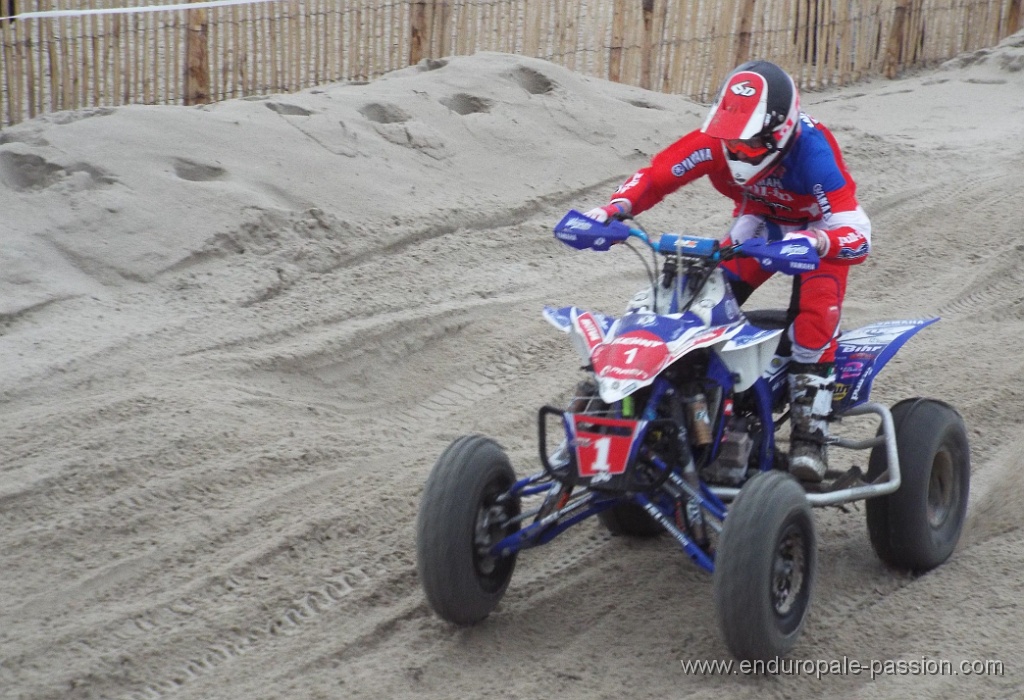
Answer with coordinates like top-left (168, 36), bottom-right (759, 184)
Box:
top-left (590, 437), bottom-right (612, 472)
top-left (623, 348), bottom-right (638, 364)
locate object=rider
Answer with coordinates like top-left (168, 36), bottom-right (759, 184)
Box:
top-left (582, 60), bottom-right (871, 482)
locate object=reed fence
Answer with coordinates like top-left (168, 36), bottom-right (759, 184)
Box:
top-left (2, 0), bottom-right (1022, 127)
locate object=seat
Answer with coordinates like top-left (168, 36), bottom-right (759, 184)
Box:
top-left (743, 308), bottom-right (790, 330)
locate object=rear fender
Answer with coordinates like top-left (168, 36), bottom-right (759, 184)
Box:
top-left (834, 318), bottom-right (938, 411)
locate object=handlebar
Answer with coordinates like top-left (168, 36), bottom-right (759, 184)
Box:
top-left (552, 210), bottom-right (819, 275)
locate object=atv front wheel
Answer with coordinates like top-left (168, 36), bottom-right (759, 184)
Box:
top-left (416, 435), bottom-right (520, 625)
top-left (713, 471), bottom-right (816, 661)
top-left (866, 398), bottom-right (970, 571)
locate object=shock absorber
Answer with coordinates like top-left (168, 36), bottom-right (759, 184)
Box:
top-left (667, 390), bottom-right (707, 543)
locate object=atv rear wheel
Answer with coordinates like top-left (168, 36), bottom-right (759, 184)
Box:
top-left (866, 398), bottom-right (970, 572)
top-left (597, 501), bottom-right (663, 537)
top-left (713, 471), bottom-right (816, 661)
top-left (416, 435), bottom-right (520, 625)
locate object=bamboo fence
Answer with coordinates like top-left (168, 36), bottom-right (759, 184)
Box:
top-left (1, 0), bottom-right (1022, 127)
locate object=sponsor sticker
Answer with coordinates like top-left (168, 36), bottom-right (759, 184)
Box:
top-left (670, 148), bottom-right (714, 177)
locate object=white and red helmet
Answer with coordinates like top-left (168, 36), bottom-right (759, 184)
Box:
top-left (701, 61), bottom-right (801, 185)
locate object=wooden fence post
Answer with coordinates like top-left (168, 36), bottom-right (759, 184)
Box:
top-left (436, 0), bottom-right (449, 56)
top-left (410, 0), bottom-right (429, 65)
top-left (185, 0), bottom-right (210, 104)
top-left (609, 0), bottom-right (626, 82)
top-left (640, 0), bottom-right (654, 89)
top-left (1, 16), bottom-right (17, 125)
top-left (1007, 0), bottom-right (1022, 35)
top-left (735, 0), bottom-right (756, 66)
top-left (884, 0), bottom-right (910, 78)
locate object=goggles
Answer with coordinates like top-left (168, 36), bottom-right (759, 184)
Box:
top-left (724, 137), bottom-right (772, 162)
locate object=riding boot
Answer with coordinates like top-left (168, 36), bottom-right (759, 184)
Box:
top-left (788, 362), bottom-right (835, 482)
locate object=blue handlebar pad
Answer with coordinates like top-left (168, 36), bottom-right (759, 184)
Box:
top-left (738, 237), bottom-right (820, 275)
top-left (655, 234), bottom-right (720, 259)
top-left (553, 210), bottom-right (632, 251)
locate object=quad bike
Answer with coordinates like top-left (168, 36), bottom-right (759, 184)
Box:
top-left (415, 210), bottom-right (971, 661)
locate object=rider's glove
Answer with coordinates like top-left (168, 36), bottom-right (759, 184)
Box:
top-left (783, 230), bottom-right (829, 256)
top-left (583, 201), bottom-right (631, 224)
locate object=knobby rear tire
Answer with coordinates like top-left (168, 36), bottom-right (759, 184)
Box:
top-left (866, 398), bottom-right (971, 572)
top-left (598, 501), bottom-right (664, 538)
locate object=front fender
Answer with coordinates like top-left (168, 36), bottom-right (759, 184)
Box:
top-left (543, 305), bottom-right (617, 364)
top-left (543, 305), bottom-right (615, 335)
top-left (591, 313), bottom-right (741, 403)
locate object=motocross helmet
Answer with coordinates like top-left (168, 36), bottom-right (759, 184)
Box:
top-left (701, 60), bottom-right (800, 185)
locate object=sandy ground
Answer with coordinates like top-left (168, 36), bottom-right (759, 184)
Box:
top-left (2, 32), bottom-right (1024, 700)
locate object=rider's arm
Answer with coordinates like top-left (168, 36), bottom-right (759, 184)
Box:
top-left (604, 130), bottom-right (719, 217)
top-left (813, 205), bottom-right (871, 264)
top-left (794, 122), bottom-right (871, 265)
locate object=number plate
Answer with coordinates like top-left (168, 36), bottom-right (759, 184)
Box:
top-left (571, 415), bottom-right (639, 478)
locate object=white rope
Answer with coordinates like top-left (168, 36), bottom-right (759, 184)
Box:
top-left (0, 0), bottom-right (282, 22)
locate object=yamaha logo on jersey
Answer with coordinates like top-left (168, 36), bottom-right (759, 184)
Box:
top-left (671, 148), bottom-right (713, 177)
top-left (812, 183), bottom-right (833, 217)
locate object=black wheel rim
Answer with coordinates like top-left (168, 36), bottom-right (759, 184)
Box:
top-left (927, 448), bottom-right (958, 528)
top-left (771, 518), bottom-right (811, 633)
top-left (472, 480), bottom-right (518, 592)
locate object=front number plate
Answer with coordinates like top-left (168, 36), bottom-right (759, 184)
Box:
top-left (571, 415), bottom-right (640, 478)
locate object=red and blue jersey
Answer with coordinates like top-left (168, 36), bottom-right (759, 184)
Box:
top-left (609, 114), bottom-right (871, 265)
